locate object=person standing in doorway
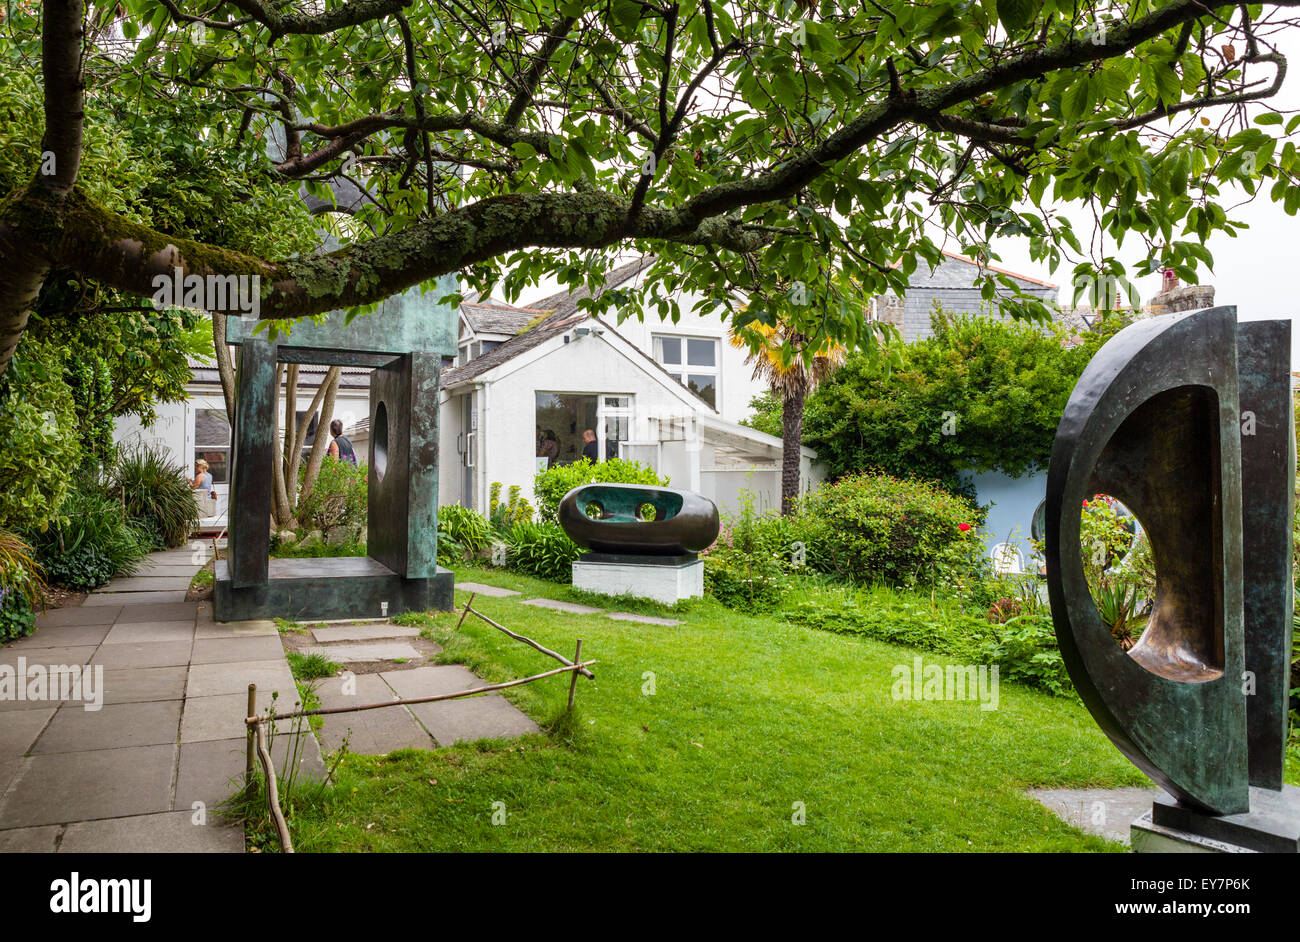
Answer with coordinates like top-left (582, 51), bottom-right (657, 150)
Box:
top-left (581, 428), bottom-right (599, 463)
top-left (328, 419), bottom-right (358, 465)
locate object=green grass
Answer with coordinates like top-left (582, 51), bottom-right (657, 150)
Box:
top-left (287, 651), bottom-right (340, 681)
top-left (241, 564), bottom-right (1190, 853)
top-left (189, 567), bottom-right (214, 591)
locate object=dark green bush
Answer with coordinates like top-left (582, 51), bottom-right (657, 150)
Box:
top-left (797, 472), bottom-right (985, 588)
top-left (27, 483), bottom-right (148, 590)
top-left (532, 457), bottom-right (667, 524)
top-left (502, 521), bottom-right (581, 582)
top-left (0, 588), bottom-right (34, 643)
top-left (297, 456), bottom-right (367, 534)
top-left (703, 550), bottom-right (788, 612)
top-left (438, 504), bottom-right (492, 554)
top-left (109, 442), bottom-right (200, 548)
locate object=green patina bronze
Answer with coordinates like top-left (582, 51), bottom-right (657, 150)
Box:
top-left (1045, 306), bottom-right (1298, 845)
top-left (558, 483), bottom-right (719, 556)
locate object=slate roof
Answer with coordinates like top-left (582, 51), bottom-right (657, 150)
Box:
top-left (901, 250), bottom-right (1059, 292)
top-left (440, 256), bottom-right (654, 387)
top-left (460, 300), bottom-right (548, 337)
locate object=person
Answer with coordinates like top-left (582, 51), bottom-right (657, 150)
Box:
top-left (191, 459), bottom-right (213, 492)
top-left (538, 429), bottom-right (559, 468)
top-left (327, 419), bottom-right (358, 465)
top-left (581, 428), bottom-right (599, 463)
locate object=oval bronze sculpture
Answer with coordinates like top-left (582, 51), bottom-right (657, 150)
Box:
top-left (558, 483), bottom-right (719, 556)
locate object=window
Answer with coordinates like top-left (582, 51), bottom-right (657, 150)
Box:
top-left (535, 393), bottom-right (632, 466)
top-left (195, 409), bottom-right (231, 484)
top-left (654, 334), bottom-right (719, 408)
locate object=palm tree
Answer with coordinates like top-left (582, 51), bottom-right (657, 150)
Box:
top-left (731, 323), bottom-right (844, 515)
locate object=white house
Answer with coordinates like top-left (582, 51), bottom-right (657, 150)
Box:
top-left (434, 257), bottom-right (821, 515)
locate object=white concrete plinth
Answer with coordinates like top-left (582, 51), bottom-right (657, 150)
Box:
top-left (571, 557), bottom-right (703, 605)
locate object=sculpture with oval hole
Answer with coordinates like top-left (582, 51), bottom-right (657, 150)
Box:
top-left (558, 483), bottom-right (720, 556)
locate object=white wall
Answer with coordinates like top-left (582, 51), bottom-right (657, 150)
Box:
top-left (607, 290), bottom-right (765, 425)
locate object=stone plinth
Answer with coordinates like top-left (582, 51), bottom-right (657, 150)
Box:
top-left (1132, 785), bottom-right (1300, 853)
top-left (571, 554), bottom-right (702, 605)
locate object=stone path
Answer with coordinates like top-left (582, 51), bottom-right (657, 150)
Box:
top-left (299, 620), bottom-right (539, 754)
top-left (1027, 786), bottom-right (1160, 846)
top-left (0, 546), bottom-right (325, 853)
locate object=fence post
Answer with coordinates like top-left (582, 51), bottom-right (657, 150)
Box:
top-left (568, 639), bottom-right (582, 711)
top-left (245, 683), bottom-right (257, 788)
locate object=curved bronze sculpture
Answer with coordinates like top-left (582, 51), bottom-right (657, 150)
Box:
top-left (1045, 305), bottom-right (1295, 827)
top-left (558, 483), bottom-right (720, 556)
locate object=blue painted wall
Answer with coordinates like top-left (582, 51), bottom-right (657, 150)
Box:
top-left (961, 469), bottom-right (1047, 572)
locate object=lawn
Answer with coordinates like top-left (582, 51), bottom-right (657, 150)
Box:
top-left (241, 564), bottom-right (1167, 852)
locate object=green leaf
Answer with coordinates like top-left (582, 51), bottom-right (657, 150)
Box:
top-left (997, 0), bottom-right (1035, 34)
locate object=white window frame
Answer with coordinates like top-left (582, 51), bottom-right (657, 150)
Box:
top-left (652, 334), bottom-right (721, 408)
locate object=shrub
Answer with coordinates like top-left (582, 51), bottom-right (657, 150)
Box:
top-left (109, 442), bottom-right (200, 549)
top-left (532, 457), bottom-right (667, 524)
top-left (439, 505), bottom-right (493, 553)
top-left (0, 529), bottom-right (44, 642)
top-left (489, 482), bottom-right (534, 528)
top-left (0, 337), bottom-right (82, 532)
top-left (297, 456), bottom-right (367, 534)
top-left (797, 472), bottom-right (985, 588)
top-left (503, 521), bottom-right (581, 582)
top-left (704, 488), bottom-right (790, 611)
top-left (27, 483), bottom-right (148, 590)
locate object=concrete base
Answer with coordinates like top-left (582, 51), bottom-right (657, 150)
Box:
top-left (1132, 785), bottom-right (1300, 853)
top-left (214, 557), bottom-right (453, 622)
top-left (571, 555), bottom-right (702, 605)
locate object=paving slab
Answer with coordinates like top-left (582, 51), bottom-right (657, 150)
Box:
top-left (455, 582), bottom-right (521, 598)
top-left (180, 689), bottom-right (292, 743)
top-left (4, 624), bottom-right (111, 648)
top-left (99, 666), bottom-right (187, 705)
top-left (90, 640), bottom-right (193, 669)
top-left (0, 645), bottom-right (97, 669)
top-left (0, 824), bottom-right (59, 852)
top-left (520, 598), bottom-right (604, 614)
top-left (59, 812), bottom-right (244, 853)
top-left (131, 565), bottom-right (206, 577)
top-left (195, 619), bottom-right (278, 640)
top-left (186, 660), bottom-right (296, 699)
top-left (380, 664), bottom-right (484, 698)
top-left (605, 612), bottom-right (683, 626)
top-left (301, 642), bottom-right (423, 663)
top-left (0, 710), bottom-right (55, 755)
top-left (191, 635), bottom-right (286, 663)
top-left (0, 743), bottom-right (176, 827)
top-left (94, 576), bottom-right (193, 593)
top-left (35, 606), bottom-right (122, 628)
top-left (175, 734), bottom-right (325, 812)
top-left (313, 673), bottom-right (433, 754)
top-left (33, 700), bottom-right (181, 755)
top-left (311, 624), bottom-right (421, 643)
top-left (102, 620), bottom-right (197, 645)
top-left (408, 695), bottom-right (540, 746)
top-left (83, 590), bottom-right (189, 606)
top-left (1028, 787), bottom-right (1161, 845)
top-left (0, 756), bottom-right (24, 794)
top-left (146, 551), bottom-right (212, 565)
top-left (113, 602), bottom-right (200, 624)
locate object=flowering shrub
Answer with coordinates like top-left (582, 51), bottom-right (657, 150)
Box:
top-left (796, 472), bottom-right (985, 588)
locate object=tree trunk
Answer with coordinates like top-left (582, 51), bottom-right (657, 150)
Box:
top-left (212, 313), bottom-right (237, 422)
top-left (270, 365), bottom-right (294, 528)
top-left (297, 367), bottom-right (343, 511)
top-left (780, 385), bottom-right (805, 516)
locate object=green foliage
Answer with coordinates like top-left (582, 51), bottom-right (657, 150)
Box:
top-left (0, 529), bottom-right (42, 642)
top-left (488, 482), bottom-right (534, 528)
top-left (502, 522), bottom-right (581, 582)
top-left (796, 472), bottom-right (985, 588)
top-left (785, 583), bottom-right (1072, 696)
top-left (109, 443), bottom-right (200, 549)
top-left (287, 652), bottom-right (341, 681)
top-left (804, 313), bottom-right (1128, 492)
top-left (703, 488), bottom-right (790, 611)
top-left (26, 483), bottom-right (148, 591)
top-left (273, 540), bottom-right (367, 559)
top-left (439, 505), bottom-right (493, 553)
top-left (532, 458), bottom-right (667, 524)
top-left (0, 338), bottom-right (82, 533)
top-left (0, 588), bottom-right (35, 644)
top-left (297, 457), bottom-right (368, 534)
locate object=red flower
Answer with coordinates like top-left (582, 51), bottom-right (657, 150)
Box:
top-left (1082, 499), bottom-right (1090, 507)
top-left (958, 523), bottom-right (971, 532)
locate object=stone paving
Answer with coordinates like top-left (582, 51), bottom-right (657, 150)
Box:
top-left (0, 545), bottom-right (324, 853)
top-left (1027, 786), bottom-right (1161, 845)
